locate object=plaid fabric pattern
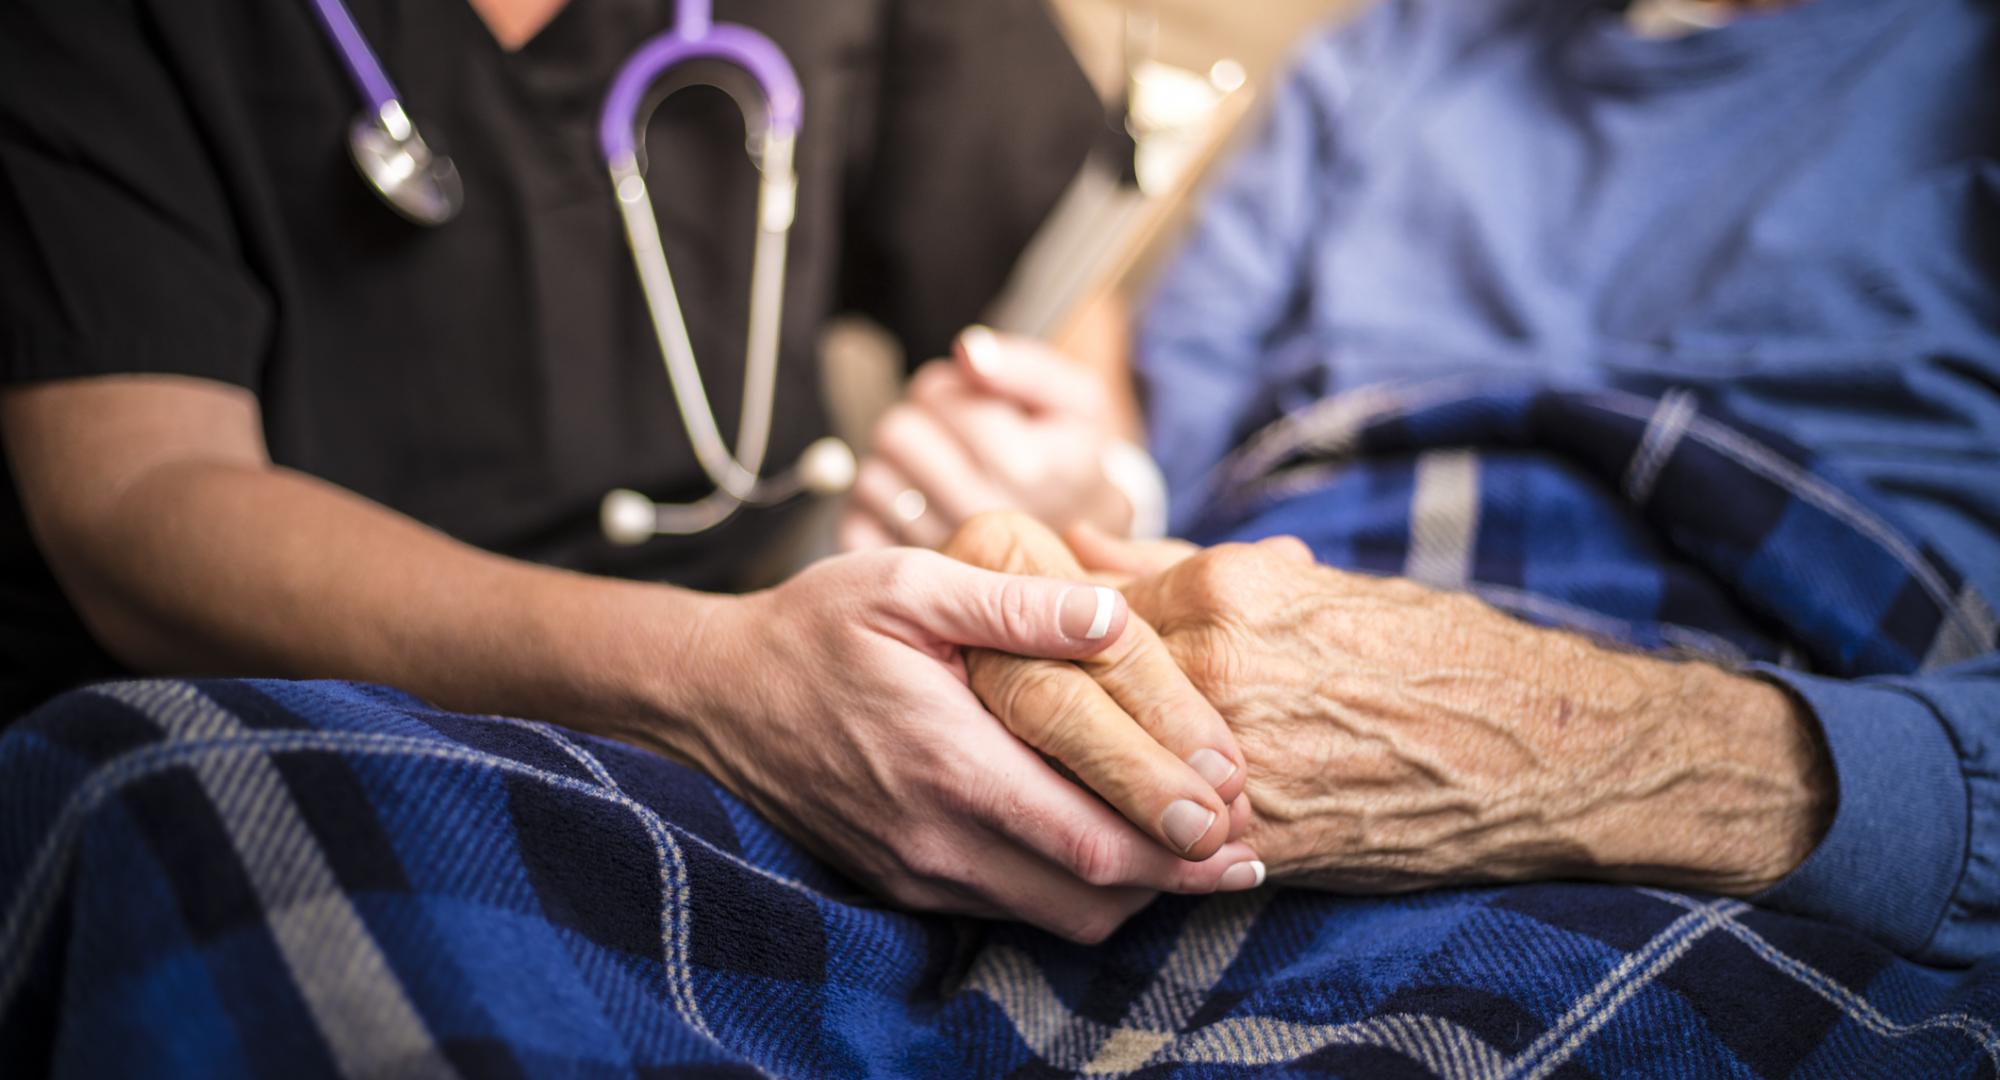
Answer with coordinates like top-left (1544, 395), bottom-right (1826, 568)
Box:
top-left (4, 679), bottom-right (1999, 1078)
top-left (3, 384), bottom-right (1996, 1077)
top-left (0, 680), bottom-right (1992, 1072)
top-left (1192, 379), bottom-right (1999, 677)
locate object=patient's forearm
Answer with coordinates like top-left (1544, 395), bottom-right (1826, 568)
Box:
top-left (1083, 538), bottom-right (1838, 895)
top-left (1242, 620), bottom-right (1834, 894)
top-left (1565, 652), bottom-right (1833, 893)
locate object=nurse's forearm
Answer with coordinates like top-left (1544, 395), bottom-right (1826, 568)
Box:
top-left (77, 460), bottom-right (706, 725)
top-left (7, 377), bottom-right (1274, 940)
top-left (3, 376), bottom-right (702, 730)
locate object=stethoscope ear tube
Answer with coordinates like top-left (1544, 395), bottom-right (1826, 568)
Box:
top-left (594, 17), bottom-right (851, 541)
top-left (302, 0), bottom-right (847, 542)
top-left (605, 125), bottom-right (849, 539)
top-left (307, 0), bottom-right (466, 224)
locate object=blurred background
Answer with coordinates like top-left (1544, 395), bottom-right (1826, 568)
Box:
top-left (1053, 0), bottom-right (1364, 107)
top-left (820, 0), bottom-right (1368, 455)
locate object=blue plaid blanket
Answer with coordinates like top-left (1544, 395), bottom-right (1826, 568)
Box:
top-left (4, 382), bottom-right (1997, 1078)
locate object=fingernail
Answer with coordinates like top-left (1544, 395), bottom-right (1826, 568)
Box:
top-left (1217, 860), bottom-right (1267, 892)
top-left (960, 325), bottom-right (1001, 378)
top-left (1162, 800), bottom-right (1217, 853)
top-left (1186, 748), bottom-right (1237, 789)
top-left (1059, 585), bottom-right (1119, 641)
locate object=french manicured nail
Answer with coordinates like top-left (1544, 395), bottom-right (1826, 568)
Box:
top-left (1162, 800), bottom-right (1217, 853)
top-left (1186, 748), bottom-right (1237, 789)
top-left (961, 324), bottom-right (1001, 378)
top-left (1059, 585), bottom-right (1120, 641)
top-left (1217, 860), bottom-right (1267, 892)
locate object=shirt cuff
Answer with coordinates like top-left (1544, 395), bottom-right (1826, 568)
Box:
top-left (1100, 439), bottom-right (1170, 541)
top-left (1752, 665), bottom-right (1969, 957)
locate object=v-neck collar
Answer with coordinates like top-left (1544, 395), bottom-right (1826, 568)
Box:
top-left (448, 0), bottom-right (675, 121)
top-left (460, 0), bottom-right (585, 57)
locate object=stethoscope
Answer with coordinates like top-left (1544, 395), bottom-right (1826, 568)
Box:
top-left (304, 0), bottom-right (857, 543)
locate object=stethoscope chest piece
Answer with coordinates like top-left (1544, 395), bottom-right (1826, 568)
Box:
top-left (310, 0), bottom-right (848, 541)
top-left (349, 104), bottom-right (464, 227)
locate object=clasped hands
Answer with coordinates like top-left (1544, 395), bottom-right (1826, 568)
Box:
top-left (656, 326), bottom-right (1830, 945)
top-left (938, 509), bottom-right (1836, 920)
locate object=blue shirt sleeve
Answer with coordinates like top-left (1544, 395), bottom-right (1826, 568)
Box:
top-left (1142, 0), bottom-right (2000, 966)
top-left (1757, 655), bottom-right (2000, 966)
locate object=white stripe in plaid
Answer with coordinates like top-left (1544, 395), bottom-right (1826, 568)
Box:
top-left (7, 683), bottom-right (1997, 1076)
top-left (94, 681), bottom-right (460, 1080)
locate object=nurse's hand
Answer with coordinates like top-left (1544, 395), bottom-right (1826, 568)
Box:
top-left (839, 329), bottom-right (1132, 551)
top-left (939, 513), bottom-right (1257, 864)
top-left (644, 546), bottom-right (1263, 943)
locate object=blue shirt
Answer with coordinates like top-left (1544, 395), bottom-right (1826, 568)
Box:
top-left (1139, 0), bottom-right (2000, 964)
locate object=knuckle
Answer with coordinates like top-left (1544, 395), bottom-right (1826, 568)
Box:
top-left (970, 509), bottom-right (1040, 539)
top-left (983, 663), bottom-right (1076, 742)
top-left (872, 548), bottom-right (939, 610)
top-left (1064, 825), bottom-right (1132, 888)
top-left (1172, 545), bottom-right (1275, 614)
top-left (1180, 630), bottom-right (1245, 696)
top-left (924, 751), bottom-right (990, 821)
top-left (1208, 544), bottom-right (1266, 578)
top-left (957, 511), bottom-right (1012, 541)
top-left (856, 457), bottom-right (897, 498)
top-left (1095, 634), bottom-right (1164, 689)
top-left (993, 576), bottom-right (1044, 646)
top-left (896, 830), bottom-right (966, 886)
top-left (875, 404), bottom-right (925, 453)
top-left (943, 510), bottom-right (1030, 567)
top-left (909, 360), bottom-right (957, 401)
top-left (1261, 534), bottom-right (1315, 564)
top-left (1181, 549), bottom-right (1239, 596)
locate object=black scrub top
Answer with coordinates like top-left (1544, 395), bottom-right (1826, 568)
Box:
top-left (0, 0), bottom-right (1100, 714)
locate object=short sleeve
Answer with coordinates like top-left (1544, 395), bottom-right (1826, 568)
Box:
top-left (838, 0), bottom-right (1101, 366)
top-left (0, 0), bottom-right (272, 390)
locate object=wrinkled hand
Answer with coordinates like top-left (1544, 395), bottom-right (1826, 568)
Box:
top-left (947, 513), bottom-right (1835, 896)
top-left (1094, 539), bottom-right (1835, 895)
top-left (840, 329), bottom-right (1131, 551)
top-left (650, 546), bottom-right (1262, 944)
top-left (940, 514), bottom-right (1258, 876)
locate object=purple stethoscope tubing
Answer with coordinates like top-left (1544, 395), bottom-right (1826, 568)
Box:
top-left (306, 0), bottom-right (801, 143)
top-left (305, 0), bottom-right (399, 116)
top-left (303, 0), bottom-right (849, 538)
top-left (599, 2), bottom-right (804, 162)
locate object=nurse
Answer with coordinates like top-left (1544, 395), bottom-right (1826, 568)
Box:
top-left (0, 0), bottom-right (1263, 940)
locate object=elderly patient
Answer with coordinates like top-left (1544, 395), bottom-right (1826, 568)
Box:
top-left (851, 0), bottom-right (2000, 967)
top-left (944, 512), bottom-right (1828, 897)
top-left (4, 1), bottom-right (1998, 1073)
